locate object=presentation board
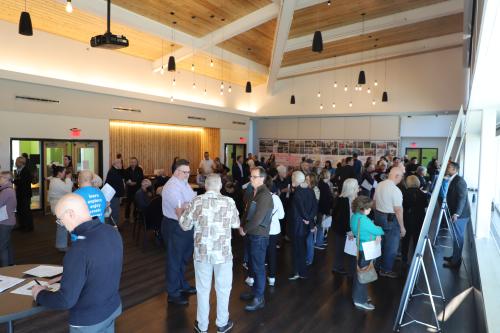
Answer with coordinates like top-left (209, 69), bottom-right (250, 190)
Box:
top-left (258, 138), bottom-right (399, 166)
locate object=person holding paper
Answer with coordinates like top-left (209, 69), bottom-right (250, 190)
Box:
top-left (32, 193), bottom-right (123, 333)
top-left (161, 159), bottom-right (197, 305)
top-left (74, 170), bottom-right (107, 223)
top-left (350, 196), bottom-right (384, 311)
top-left (48, 166), bottom-right (73, 252)
top-left (0, 171), bottom-right (16, 267)
top-left (104, 159), bottom-right (125, 226)
top-left (331, 178), bottom-right (359, 275)
top-left (359, 163), bottom-right (377, 198)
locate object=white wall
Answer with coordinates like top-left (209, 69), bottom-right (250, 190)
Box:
top-left (400, 114), bottom-right (458, 137)
top-left (0, 110), bottom-right (109, 174)
top-left (254, 47), bottom-right (464, 116)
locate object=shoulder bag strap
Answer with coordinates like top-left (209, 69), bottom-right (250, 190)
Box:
top-left (356, 217), bottom-right (361, 269)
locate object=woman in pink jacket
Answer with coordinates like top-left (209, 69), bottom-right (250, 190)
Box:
top-left (0, 171), bottom-right (17, 266)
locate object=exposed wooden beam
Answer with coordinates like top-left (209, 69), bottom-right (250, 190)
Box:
top-left (266, 0), bottom-right (298, 95)
top-left (278, 33), bottom-right (463, 79)
top-left (286, 0), bottom-right (464, 51)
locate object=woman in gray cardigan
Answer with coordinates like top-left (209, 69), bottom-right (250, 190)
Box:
top-left (0, 171), bottom-right (17, 266)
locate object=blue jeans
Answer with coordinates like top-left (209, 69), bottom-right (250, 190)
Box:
top-left (161, 217), bottom-right (194, 297)
top-left (374, 211), bottom-right (400, 272)
top-left (306, 231), bottom-right (314, 264)
top-left (352, 252), bottom-right (370, 304)
top-left (0, 225), bottom-right (14, 267)
top-left (315, 225), bottom-right (325, 246)
top-left (70, 304), bottom-right (122, 333)
top-left (451, 217), bottom-right (468, 265)
top-left (248, 235), bottom-right (269, 299)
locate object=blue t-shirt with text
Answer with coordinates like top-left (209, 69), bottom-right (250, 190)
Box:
top-left (75, 186), bottom-right (106, 223)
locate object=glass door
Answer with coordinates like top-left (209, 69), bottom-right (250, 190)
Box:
top-left (73, 141), bottom-right (100, 174)
top-left (421, 148), bottom-right (438, 167)
top-left (225, 144), bottom-right (247, 174)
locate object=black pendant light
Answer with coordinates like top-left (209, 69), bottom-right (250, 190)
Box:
top-left (312, 31), bottom-right (323, 53)
top-left (290, 95), bottom-right (296, 104)
top-left (19, 1), bottom-right (32, 36)
top-left (357, 70), bottom-right (366, 84)
top-left (167, 55), bottom-right (176, 71)
top-left (245, 81), bottom-right (252, 93)
top-left (382, 91), bottom-right (388, 102)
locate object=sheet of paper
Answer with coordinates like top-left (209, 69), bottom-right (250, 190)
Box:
top-left (361, 179), bottom-right (373, 191)
top-left (344, 235), bottom-right (358, 256)
top-left (11, 280), bottom-right (60, 296)
top-left (23, 265), bottom-right (63, 278)
top-left (372, 180), bottom-right (378, 189)
top-left (362, 240), bottom-right (382, 261)
top-left (0, 205), bottom-right (8, 222)
top-left (0, 275), bottom-right (25, 293)
top-left (101, 183), bottom-right (116, 202)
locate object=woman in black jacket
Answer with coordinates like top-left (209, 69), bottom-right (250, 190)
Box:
top-left (331, 178), bottom-right (359, 275)
top-left (359, 162), bottom-right (376, 198)
top-left (287, 171), bottom-right (318, 280)
top-left (401, 175), bottom-right (429, 264)
top-left (315, 169), bottom-right (333, 249)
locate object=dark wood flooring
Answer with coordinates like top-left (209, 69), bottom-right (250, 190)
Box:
top-left (2, 210), bottom-right (477, 333)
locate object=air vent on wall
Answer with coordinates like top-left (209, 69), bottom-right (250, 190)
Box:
top-left (15, 95), bottom-right (60, 103)
top-left (232, 121), bottom-right (246, 125)
top-left (112, 107), bottom-right (141, 113)
top-left (187, 116), bottom-right (206, 121)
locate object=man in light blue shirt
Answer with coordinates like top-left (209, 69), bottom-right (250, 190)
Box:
top-left (75, 170), bottom-right (106, 223)
top-left (161, 159), bottom-right (196, 305)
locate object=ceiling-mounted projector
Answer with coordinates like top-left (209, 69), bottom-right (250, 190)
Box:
top-left (90, 0), bottom-right (129, 49)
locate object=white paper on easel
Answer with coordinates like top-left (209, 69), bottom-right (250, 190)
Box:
top-left (101, 184), bottom-right (116, 202)
top-left (10, 280), bottom-right (60, 296)
top-left (0, 205), bottom-right (8, 222)
top-left (362, 240), bottom-right (382, 260)
top-left (344, 236), bottom-right (358, 256)
top-left (0, 275), bottom-right (24, 292)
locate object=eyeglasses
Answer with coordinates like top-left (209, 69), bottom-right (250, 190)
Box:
top-left (179, 170), bottom-right (190, 175)
top-left (250, 175), bottom-right (264, 179)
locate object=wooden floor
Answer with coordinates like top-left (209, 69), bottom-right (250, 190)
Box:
top-left (3, 210), bottom-right (477, 333)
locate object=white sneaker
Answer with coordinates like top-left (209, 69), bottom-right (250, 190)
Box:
top-left (354, 302), bottom-right (375, 311)
top-left (245, 277), bottom-right (254, 287)
top-left (268, 277), bottom-right (275, 286)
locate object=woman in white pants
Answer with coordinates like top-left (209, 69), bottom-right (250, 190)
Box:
top-left (48, 165), bottom-right (73, 251)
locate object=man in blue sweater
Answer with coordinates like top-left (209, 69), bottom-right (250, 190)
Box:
top-left (32, 194), bottom-right (123, 333)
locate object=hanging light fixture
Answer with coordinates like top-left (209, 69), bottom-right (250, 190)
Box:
top-left (367, 87), bottom-right (371, 94)
top-left (312, 5), bottom-right (324, 53)
top-left (19, 1), bottom-right (33, 36)
top-left (170, 96), bottom-right (174, 102)
top-left (372, 99), bottom-right (376, 105)
top-left (228, 85), bottom-right (232, 93)
top-left (192, 82), bottom-right (196, 89)
top-left (334, 81), bottom-right (338, 88)
top-left (191, 63), bottom-right (195, 71)
top-left (290, 95), bottom-right (296, 104)
top-left (172, 77), bottom-right (176, 86)
top-left (357, 70), bottom-right (366, 85)
top-left (332, 102), bottom-right (336, 108)
top-left (245, 81), bottom-right (252, 93)
top-left (344, 85), bottom-right (348, 92)
top-left (204, 88), bottom-right (207, 95)
top-left (357, 14), bottom-right (367, 85)
top-left (245, 48), bottom-right (252, 93)
top-left (290, 77), bottom-right (296, 104)
top-left (65, 0), bottom-right (73, 13)
top-left (382, 59), bottom-right (389, 102)
top-left (168, 22), bottom-right (177, 71)
top-left (210, 59), bottom-right (214, 67)
top-left (320, 104), bottom-right (323, 110)
top-left (327, 0), bottom-right (331, 5)
top-left (349, 101), bottom-right (353, 107)
top-left (382, 91), bottom-right (388, 102)
top-left (374, 80), bottom-right (378, 86)
top-left (317, 91), bottom-right (321, 98)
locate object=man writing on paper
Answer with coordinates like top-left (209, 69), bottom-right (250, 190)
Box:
top-left (32, 194), bottom-right (123, 333)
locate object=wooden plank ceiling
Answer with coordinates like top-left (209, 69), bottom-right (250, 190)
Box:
top-left (282, 13), bottom-right (463, 67)
top-left (289, 0), bottom-right (447, 38)
top-left (0, 0), bottom-right (180, 61)
top-left (111, 0), bottom-right (272, 37)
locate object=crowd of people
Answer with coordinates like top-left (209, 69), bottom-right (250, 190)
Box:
top-left (0, 150), bottom-right (471, 333)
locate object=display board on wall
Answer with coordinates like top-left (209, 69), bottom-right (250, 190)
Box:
top-left (258, 138), bottom-right (399, 166)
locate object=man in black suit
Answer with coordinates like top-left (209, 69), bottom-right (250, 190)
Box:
top-left (232, 155), bottom-right (247, 186)
top-left (14, 156), bottom-right (33, 231)
top-left (334, 157), bottom-right (356, 191)
top-left (443, 161), bottom-right (471, 269)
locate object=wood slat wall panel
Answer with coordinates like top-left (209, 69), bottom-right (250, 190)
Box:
top-left (109, 121), bottom-right (220, 175)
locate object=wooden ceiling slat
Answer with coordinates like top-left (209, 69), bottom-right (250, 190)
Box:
top-left (218, 19), bottom-right (276, 67)
top-left (112, 0), bottom-right (272, 37)
top-left (289, 0), bottom-right (447, 39)
top-left (282, 13), bottom-right (463, 67)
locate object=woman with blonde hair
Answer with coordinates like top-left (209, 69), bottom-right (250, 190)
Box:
top-left (331, 178), bottom-right (359, 274)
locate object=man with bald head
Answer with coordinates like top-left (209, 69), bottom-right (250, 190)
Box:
top-left (105, 159), bottom-right (125, 225)
top-left (373, 166), bottom-right (406, 278)
top-left (75, 170), bottom-right (107, 223)
top-left (32, 194), bottom-right (123, 333)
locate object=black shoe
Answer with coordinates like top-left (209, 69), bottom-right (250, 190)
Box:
top-left (245, 297), bottom-right (265, 312)
top-left (181, 286), bottom-right (197, 295)
top-left (443, 256), bottom-right (453, 262)
top-left (240, 292), bottom-right (254, 301)
top-left (194, 321), bottom-right (208, 333)
top-left (217, 319), bottom-right (234, 333)
top-left (168, 295), bottom-right (188, 305)
top-left (332, 269), bottom-right (347, 275)
top-left (443, 261), bottom-right (461, 269)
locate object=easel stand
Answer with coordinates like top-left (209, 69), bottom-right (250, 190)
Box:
top-left (432, 200), bottom-right (452, 248)
top-left (396, 236), bottom-right (446, 332)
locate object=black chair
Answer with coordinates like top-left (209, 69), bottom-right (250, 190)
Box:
top-left (139, 196), bottom-right (163, 250)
